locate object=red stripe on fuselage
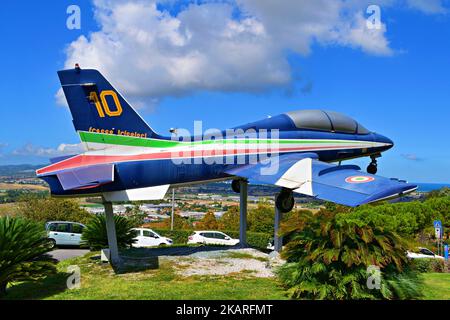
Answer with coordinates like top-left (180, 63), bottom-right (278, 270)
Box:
top-left (36, 146), bottom-right (356, 176)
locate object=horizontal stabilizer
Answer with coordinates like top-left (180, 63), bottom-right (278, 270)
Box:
top-left (56, 163), bottom-right (115, 191)
top-left (50, 155), bottom-right (78, 164)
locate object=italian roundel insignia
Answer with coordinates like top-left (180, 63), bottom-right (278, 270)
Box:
top-left (345, 176), bottom-right (375, 183)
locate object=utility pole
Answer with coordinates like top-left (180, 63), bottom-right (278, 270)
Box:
top-left (239, 180), bottom-right (248, 247)
top-left (171, 188), bottom-right (175, 231)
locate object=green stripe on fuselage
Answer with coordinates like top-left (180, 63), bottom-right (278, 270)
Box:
top-left (78, 131), bottom-right (368, 149)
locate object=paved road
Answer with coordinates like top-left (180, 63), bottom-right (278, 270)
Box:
top-left (50, 249), bottom-right (90, 262)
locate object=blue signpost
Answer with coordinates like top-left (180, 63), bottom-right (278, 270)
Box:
top-left (434, 220), bottom-right (442, 235)
top-left (445, 245), bottom-right (449, 261)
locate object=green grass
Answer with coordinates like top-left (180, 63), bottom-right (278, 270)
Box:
top-left (223, 251), bottom-right (268, 262)
top-left (3, 252), bottom-right (449, 300)
top-left (420, 273), bottom-right (450, 300)
top-left (3, 252), bottom-right (287, 300)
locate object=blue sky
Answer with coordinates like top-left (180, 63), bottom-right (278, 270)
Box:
top-left (0, 0), bottom-right (449, 183)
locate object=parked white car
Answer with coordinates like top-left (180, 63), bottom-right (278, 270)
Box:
top-left (132, 228), bottom-right (173, 247)
top-left (187, 231), bottom-right (239, 246)
top-left (407, 247), bottom-right (444, 260)
top-left (46, 221), bottom-right (86, 248)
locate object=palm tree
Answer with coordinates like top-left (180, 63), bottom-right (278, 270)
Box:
top-left (277, 210), bottom-right (422, 300)
top-left (0, 216), bottom-right (56, 296)
top-left (81, 214), bottom-right (136, 250)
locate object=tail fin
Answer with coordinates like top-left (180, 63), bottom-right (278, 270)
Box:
top-left (58, 65), bottom-right (160, 145)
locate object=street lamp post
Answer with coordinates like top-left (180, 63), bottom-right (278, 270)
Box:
top-left (171, 188), bottom-right (175, 231)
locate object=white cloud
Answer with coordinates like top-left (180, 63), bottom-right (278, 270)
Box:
top-left (60, 0), bottom-right (447, 108)
top-left (406, 0), bottom-right (448, 14)
top-left (55, 88), bottom-right (68, 107)
top-left (12, 143), bottom-right (84, 157)
top-left (65, 1), bottom-right (289, 100)
top-left (401, 153), bottom-right (423, 161)
top-left (62, 0), bottom-right (393, 106)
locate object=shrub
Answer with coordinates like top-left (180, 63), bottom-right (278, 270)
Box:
top-left (0, 216), bottom-right (57, 296)
top-left (17, 196), bottom-right (92, 225)
top-left (248, 203), bottom-right (276, 234)
top-left (219, 206), bottom-right (240, 230)
top-left (341, 195), bottom-right (450, 238)
top-left (81, 214), bottom-right (136, 250)
top-left (154, 229), bottom-right (193, 244)
top-left (277, 210), bottom-right (422, 300)
top-left (411, 259), bottom-right (447, 273)
top-left (225, 230), bottom-right (272, 249)
top-left (412, 259), bottom-right (434, 273)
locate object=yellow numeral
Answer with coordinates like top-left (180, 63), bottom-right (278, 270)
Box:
top-left (89, 90), bottom-right (123, 118)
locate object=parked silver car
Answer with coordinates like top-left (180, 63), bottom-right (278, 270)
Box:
top-left (45, 221), bottom-right (86, 248)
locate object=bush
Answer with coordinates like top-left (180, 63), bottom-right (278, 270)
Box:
top-left (412, 259), bottom-right (433, 273)
top-left (0, 216), bottom-right (57, 296)
top-left (277, 210), bottom-right (422, 300)
top-left (81, 215), bottom-right (136, 250)
top-left (154, 229), bottom-right (193, 244)
top-left (225, 231), bottom-right (272, 249)
top-left (341, 195), bottom-right (450, 238)
top-left (411, 259), bottom-right (447, 273)
top-left (17, 196), bottom-right (92, 225)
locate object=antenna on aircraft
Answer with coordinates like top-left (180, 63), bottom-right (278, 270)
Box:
top-left (75, 63), bottom-right (81, 72)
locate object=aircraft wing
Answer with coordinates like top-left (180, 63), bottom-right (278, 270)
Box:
top-left (225, 153), bottom-right (417, 207)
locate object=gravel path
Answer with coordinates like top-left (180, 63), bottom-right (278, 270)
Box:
top-left (162, 248), bottom-right (284, 278)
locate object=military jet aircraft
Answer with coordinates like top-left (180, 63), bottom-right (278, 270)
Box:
top-left (37, 65), bottom-right (417, 212)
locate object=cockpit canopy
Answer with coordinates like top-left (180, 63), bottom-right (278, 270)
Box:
top-left (285, 110), bottom-right (370, 134)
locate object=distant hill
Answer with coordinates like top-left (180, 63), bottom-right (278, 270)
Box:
top-left (0, 164), bottom-right (46, 178)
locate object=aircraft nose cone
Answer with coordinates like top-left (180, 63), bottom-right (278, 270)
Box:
top-left (374, 133), bottom-right (394, 150)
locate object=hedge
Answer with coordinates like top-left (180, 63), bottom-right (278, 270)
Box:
top-left (154, 229), bottom-right (272, 250)
top-left (153, 229), bottom-right (193, 245)
top-left (411, 258), bottom-right (448, 273)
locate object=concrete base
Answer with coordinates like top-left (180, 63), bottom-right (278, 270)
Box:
top-left (101, 249), bottom-right (110, 263)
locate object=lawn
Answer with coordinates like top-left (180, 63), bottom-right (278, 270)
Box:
top-left (3, 252), bottom-right (288, 300)
top-left (2, 252), bottom-right (449, 300)
top-left (420, 273), bottom-right (450, 300)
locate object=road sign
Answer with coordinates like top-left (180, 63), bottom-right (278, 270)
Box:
top-left (435, 228), bottom-right (441, 239)
top-left (434, 220), bottom-right (443, 239)
top-left (434, 220), bottom-right (442, 229)
top-left (445, 245), bottom-right (448, 261)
